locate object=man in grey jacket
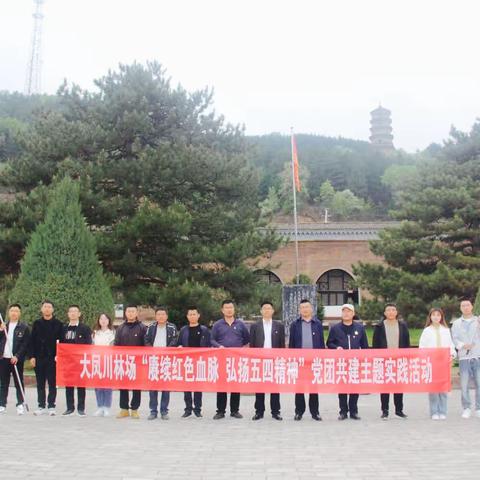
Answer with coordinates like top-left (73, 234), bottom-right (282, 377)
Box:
top-left (451, 297), bottom-right (480, 419)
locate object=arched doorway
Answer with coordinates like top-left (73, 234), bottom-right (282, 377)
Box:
top-left (316, 269), bottom-right (358, 306)
top-left (254, 269), bottom-right (282, 285)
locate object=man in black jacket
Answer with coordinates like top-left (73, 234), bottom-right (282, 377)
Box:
top-left (115, 304), bottom-right (147, 419)
top-left (327, 304), bottom-right (369, 420)
top-left (145, 306), bottom-right (178, 420)
top-left (29, 300), bottom-right (64, 416)
top-left (176, 306), bottom-right (211, 418)
top-left (0, 304), bottom-right (30, 415)
top-left (60, 305), bottom-right (92, 417)
top-left (372, 303), bottom-right (410, 419)
top-left (250, 301), bottom-right (285, 421)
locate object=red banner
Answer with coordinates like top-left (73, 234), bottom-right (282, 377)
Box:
top-left (56, 344), bottom-right (451, 393)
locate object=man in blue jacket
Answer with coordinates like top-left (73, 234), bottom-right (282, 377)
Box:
top-left (327, 304), bottom-right (368, 420)
top-left (289, 299), bottom-right (324, 421)
top-left (176, 306), bottom-right (211, 418)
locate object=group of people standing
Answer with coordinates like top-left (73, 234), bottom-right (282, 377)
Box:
top-left (0, 297), bottom-right (479, 422)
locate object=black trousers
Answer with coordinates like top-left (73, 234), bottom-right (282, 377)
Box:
top-left (119, 389), bottom-right (141, 410)
top-left (0, 358), bottom-right (24, 407)
top-left (216, 392), bottom-right (240, 414)
top-left (65, 387), bottom-right (86, 411)
top-left (254, 393), bottom-right (280, 416)
top-left (381, 393), bottom-right (404, 414)
top-left (338, 393), bottom-right (359, 415)
top-left (35, 357), bottom-right (57, 409)
top-left (184, 391), bottom-right (202, 413)
top-left (295, 393), bottom-right (319, 416)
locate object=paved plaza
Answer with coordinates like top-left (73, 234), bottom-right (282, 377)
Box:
top-left (1, 387), bottom-right (479, 480)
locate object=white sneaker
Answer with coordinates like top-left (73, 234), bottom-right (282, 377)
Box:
top-left (0, 406), bottom-right (6, 414)
top-left (16, 405), bottom-right (25, 415)
top-left (462, 408), bottom-right (471, 419)
top-left (475, 410), bottom-right (480, 418)
top-left (439, 414), bottom-right (447, 420)
top-left (48, 408), bottom-right (56, 416)
top-left (93, 408), bottom-right (104, 417)
top-left (431, 414), bottom-right (440, 420)
top-left (103, 407), bottom-right (111, 417)
top-left (34, 407), bottom-right (47, 416)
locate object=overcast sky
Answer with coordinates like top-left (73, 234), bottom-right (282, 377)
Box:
top-left (1, 0), bottom-right (479, 151)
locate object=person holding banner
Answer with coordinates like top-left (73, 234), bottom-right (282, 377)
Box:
top-left (419, 308), bottom-right (456, 420)
top-left (249, 301), bottom-right (285, 421)
top-left (115, 304), bottom-right (147, 419)
top-left (451, 297), bottom-right (480, 419)
top-left (372, 303), bottom-right (410, 419)
top-left (30, 300), bottom-right (64, 416)
top-left (211, 300), bottom-right (250, 420)
top-left (327, 304), bottom-right (368, 420)
top-left (176, 306), bottom-right (211, 418)
top-left (60, 305), bottom-right (92, 417)
top-left (289, 298), bottom-right (325, 421)
top-left (145, 306), bottom-right (178, 420)
top-left (0, 304), bottom-right (30, 415)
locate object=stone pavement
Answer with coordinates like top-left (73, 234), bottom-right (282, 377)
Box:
top-left (0, 387), bottom-right (479, 480)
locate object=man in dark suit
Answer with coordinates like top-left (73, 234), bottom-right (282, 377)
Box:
top-left (249, 301), bottom-right (285, 421)
top-left (289, 299), bottom-right (325, 421)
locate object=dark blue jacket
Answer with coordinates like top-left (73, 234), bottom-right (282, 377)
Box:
top-left (288, 317), bottom-right (325, 349)
top-left (326, 321), bottom-right (369, 350)
top-left (177, 325), bottom-right (211, 347)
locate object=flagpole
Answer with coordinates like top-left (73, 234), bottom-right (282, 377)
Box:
top-left (290, 128), bottom-right (300, 284)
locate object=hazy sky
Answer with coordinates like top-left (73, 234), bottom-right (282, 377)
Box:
top-left (1, 0), bottom-right (479, 151)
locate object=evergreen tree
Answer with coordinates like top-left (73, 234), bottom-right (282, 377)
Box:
top-left (9, 177), bottom-right (114, 324)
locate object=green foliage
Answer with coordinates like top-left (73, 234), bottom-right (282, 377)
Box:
top-left (9, 177), bottom-right (114, 325)
top-left (475, 287), bottom-right (480, 316)
top-left (291, 274), bottom-right (313, 284)
top-left (354, 122), bottom-right (480, 326)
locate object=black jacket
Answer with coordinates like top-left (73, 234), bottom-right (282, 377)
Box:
top-left (249, 320), bottom-right (285, 348)
top-left (145, 322), bottom-right (178, 347)
top-left (0, 321), bottom-right (31, 361)
top-left (29, 317), bottom-right (64, 359)
top-left (288, 317), bottom-right (325, 349)
top-left (114, 320), bottom-right (147, 346)
top-left (326, 321), bottom-right (369, 350)
top-left (60, 323), bottom-right (92, 345)
top-left (372, 319), bottom-right (410, 349)
top-left (177, 325), bottom-right (211, 347)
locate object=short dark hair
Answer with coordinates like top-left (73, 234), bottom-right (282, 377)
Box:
top-left (384, 303), bottom-right (397, 310)
top-left (299, 299), bottom-right (311, 305)
top-left (460, 297), bottom-right (474, 305)
top-left (260, 301), bottom-right (274, 308)
top-left (41, 300), bottom-right (54, 308)
top-left (124, 304), bottom-right (138, 311)
top-left (221, 299), bottom-right (234, 307)
top-left (187, 306), bottom-right (199, 312)
top-left (8, 303), bottom-right (21, 310)
top-left (68, 304), bottom-right (81, 310)
top-left (155, 306), bottom-right (168, 314)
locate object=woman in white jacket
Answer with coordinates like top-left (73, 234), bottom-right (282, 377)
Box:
top-left (419, 308), bottom-right (456, 420)
top-left (92, 313), bottom-right (115, 417)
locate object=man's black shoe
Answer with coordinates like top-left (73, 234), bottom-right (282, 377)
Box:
top-left (230, 412), bottom-right (243, 419)
top-left (294, 414), bottom-right (302, 421)
top-left (252, 413), bottom-right (263, 421)
top-left (381, 411), bottom-right (389, 420)
top-left (350, 414), bottom-right (361, 420)
top-left (312, 414), bottom-right (322, 421)
top-left (194, 411), bottom-right (202, 418)
top-left (338, 412), bottom-right (348, 421)
top-left (213, 412), bottom-right (225, 420)
top-left (182, 411), bottom-right (192, 418)
top-left (272, 414), bottom-right (283, 421)
top-left (395, 411), bottom-right (408, 419)
top-left (62, 409), bottom-right (75, 416)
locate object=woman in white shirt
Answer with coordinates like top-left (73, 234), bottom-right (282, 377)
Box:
top-left (92, 313), bottom-right (115, 417)
top-left (419, 308), bottom-right (456, 420)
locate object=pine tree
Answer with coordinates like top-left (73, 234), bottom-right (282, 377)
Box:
top-left (9, 177), bottom-right (114, 325)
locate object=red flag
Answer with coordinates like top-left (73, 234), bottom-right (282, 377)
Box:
top-left (291, 133), bottom-right (301, 192)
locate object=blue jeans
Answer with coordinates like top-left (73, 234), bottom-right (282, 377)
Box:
top-left (459, 358), bottom-right (480, 410)
top-left (149, 391), bottom-right (170, 415)
top-left (95, 388), bottom-right (113, 408)
top-left (428, 393), bottom-right (447, 416)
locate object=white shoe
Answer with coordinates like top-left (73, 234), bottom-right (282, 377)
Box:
top-left (475, 410), bottom-right (480, 418)
top-left (34, 407), bottom-right (47, 416)
top-left (462, 408), bottom-right (471, 419)
top-left (431, 414), bottom-right (440, 420)
top-left (48, 408), bottom-right (56, 416)
top-left (16, 405), bottom-right (25, 415)
top-left (103, 407), bottom-right (111, 417)
top-left (0, 406), bottom-right (6, 414)
top-left (93, 408), bottom-right (104, 417)
top-left (439, 414), bottom-right (447, 420)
